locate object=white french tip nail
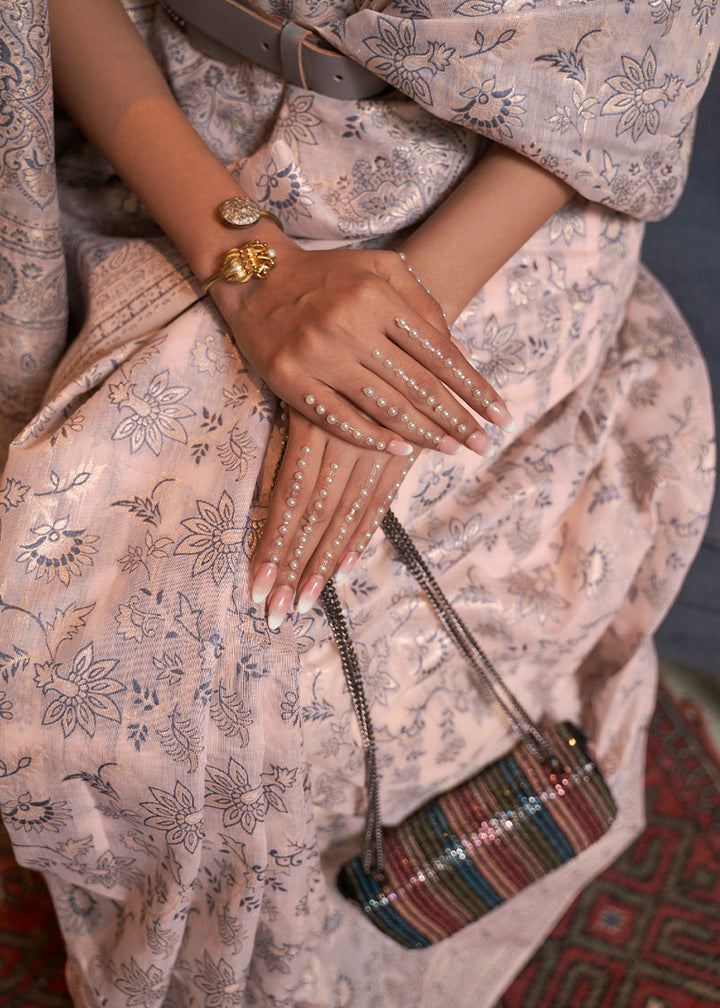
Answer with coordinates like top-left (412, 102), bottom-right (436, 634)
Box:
top-left (297, 576), bottom-right (324, 614)
top-left (251, 563), bottom-right (277, 605)
top-left (387, 439), bottom-right (414, 456)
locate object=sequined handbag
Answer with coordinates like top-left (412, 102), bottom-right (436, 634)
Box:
top-left (320, 511), bottom-right (617, 949)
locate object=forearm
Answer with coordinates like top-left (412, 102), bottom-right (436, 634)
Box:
top-left (401, 145), bottom-right (573, 324)
top-left (47, 0), bottom-right (278, 282)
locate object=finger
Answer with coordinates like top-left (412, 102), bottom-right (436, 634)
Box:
top-left (249, 425), bottom-right (330, 609)
top-left (265, 446), bottom-right (386, 628)
top-left (297, 388), bottom-right (417, 457)
top-left (244, 247), bottom-right (511, 455)
top-left (376, 249), bottom-right (515, 433)
top-left (387, 315), bottom-right (515, 434)
top-left (297, 320), bottom-right (500, 457)
top-left (361, 341), bottom-right (497, 458)
top-left (292, 450), bottom-right (419, 621)
top-left (298, 352), bottom-right (496, 460)
top-left (299, 283), bottom-right (511, 452)
top-left (295, 453), bottom-right (392, 613)
top-left (375, 248), bottom-right (449, 337)
top-left (301, 379), bottom-right (470, 458)
top-left (251, 422), bottom-right (390, 626)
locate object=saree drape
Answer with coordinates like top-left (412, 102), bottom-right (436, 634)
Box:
top-left (0, 0), bottom-right (716, 1004)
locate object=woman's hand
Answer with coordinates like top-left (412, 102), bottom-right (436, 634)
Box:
top-left (211, 237), bottom-right (514, 460)
top-left (248, 407), bottom-right (420, 627)
top-left (48, 0), bottom-right (509, 462)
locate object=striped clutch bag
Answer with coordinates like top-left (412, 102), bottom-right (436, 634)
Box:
top-left (322, 512), bottom-right (617, 947)
top-left (336, 720), bottom-right (616, 948)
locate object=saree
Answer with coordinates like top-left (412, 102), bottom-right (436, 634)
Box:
top-left (0, 0), bottom-right (716, 1004)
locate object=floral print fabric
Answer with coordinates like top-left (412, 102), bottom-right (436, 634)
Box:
top-left (328, 0), bottom-right (718, 220)
top-left (0, 0), bottom-right (717, 1005)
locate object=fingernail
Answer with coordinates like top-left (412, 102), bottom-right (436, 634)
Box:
top-left (486, 402), bottom-right (515, 433)
top-left (297, 575), bottom-right (324, 615)
top-left (386, 439), bottom-right (414, 456)
top-left (466, 431), bottom-right (495, 458)
top-left (335, 551), bottom-right (359, 583)
top-left (437, 434), bottom-right (461, 455)
top-left (251, 563), bottom-right (277, 604)
top-left (267, 586), bottom-right (293, 630)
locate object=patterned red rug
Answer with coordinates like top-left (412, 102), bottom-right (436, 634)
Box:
top-left (499, 686), bottom-right (720, 1008)
top-left (1, 686), bottom-right (719, 1008)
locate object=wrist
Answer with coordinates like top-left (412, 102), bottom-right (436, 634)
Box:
top-left (203, 239), bottom-right (278, 294)
top-left (205, 224), bottom-right (299, 317)
top-left (189, 213), bottom-right (290, 287)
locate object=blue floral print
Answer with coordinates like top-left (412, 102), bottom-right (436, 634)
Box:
top-left (174, 491), bottom-right (246, 583)
top-left (35, 642), bottom-right (124, 738)
top-left (111, 370), bottom-right (194, 456)
top-left (205, 760), bottom-right (297, 833)
top-left (141, 781), bottom-right (205, 853)
top-left (601, 47), bottom-right (682, 140)
top-left (364, 18), bottom-right (454, 106)
top-left (17, 517), bottom-right (98, 585)
top-left (0, 0), bottom-right (716, 1004)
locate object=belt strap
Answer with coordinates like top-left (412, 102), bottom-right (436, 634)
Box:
top-left (162, 0), bottom-right (387, 100)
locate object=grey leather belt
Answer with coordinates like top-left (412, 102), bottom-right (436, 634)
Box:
top-left (162, 0), bottom-right (388, 100)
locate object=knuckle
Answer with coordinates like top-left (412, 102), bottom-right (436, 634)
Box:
top-left (265, 348), bottom-right (294, 387)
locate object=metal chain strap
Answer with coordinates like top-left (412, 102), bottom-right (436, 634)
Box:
top-left (380, 511), bottom-right (552, 761)
top-left (320, 510), bottom-right (557, 877)
top-left (319, 580), bottom-right (384, 876)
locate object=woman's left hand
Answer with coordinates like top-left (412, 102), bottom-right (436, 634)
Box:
top-left (249, 407), bottom-right (422, 627)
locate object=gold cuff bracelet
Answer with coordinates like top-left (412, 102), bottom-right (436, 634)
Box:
top-left (202, 240), bottom-right (277, 294)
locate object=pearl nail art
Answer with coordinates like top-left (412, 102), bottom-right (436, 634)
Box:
top-left (364, 381), bottom-right (441, 443)
top-left (396, 251), bottom-right (448, 322)
top-left (395, 317), bottom-right (455, 369)
top-left (291, 462), bottom-right (339, 573)
top-left (270, 445), bottom-right (309, 562)
top-left (305, 393), bottom-right (385, 449)
top-left (472, 388), bottom-right (494, 409)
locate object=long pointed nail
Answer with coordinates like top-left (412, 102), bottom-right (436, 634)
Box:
top-left (297, 575), bottom-right (324, 615)
top-left (267, 586), bottom-right (293, 630)
top-left (437, 434), bottom-right (461, 455)
top-left (386, 439), bottom-right (414, 456)
top-left (466, 431), bottom-right (495, 458)
top-left (486, 402), bottom-right (515, 433)
top-left (252, 563), bottom-right (277, 604)
top-left (335, 551), bottom-right (359, 583)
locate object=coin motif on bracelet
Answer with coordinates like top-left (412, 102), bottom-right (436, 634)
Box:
top-left (217, 195), bottom-right (284, 232)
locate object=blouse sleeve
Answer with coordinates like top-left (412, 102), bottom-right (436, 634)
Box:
top-left (320, 0), bottom-right (719, 220)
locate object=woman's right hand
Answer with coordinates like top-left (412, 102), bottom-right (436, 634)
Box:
top-left (210, 233), bottom-right (514, 460)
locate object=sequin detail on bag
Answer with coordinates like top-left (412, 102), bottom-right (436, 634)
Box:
top-left (337, 721), bottom-right (617, 948)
